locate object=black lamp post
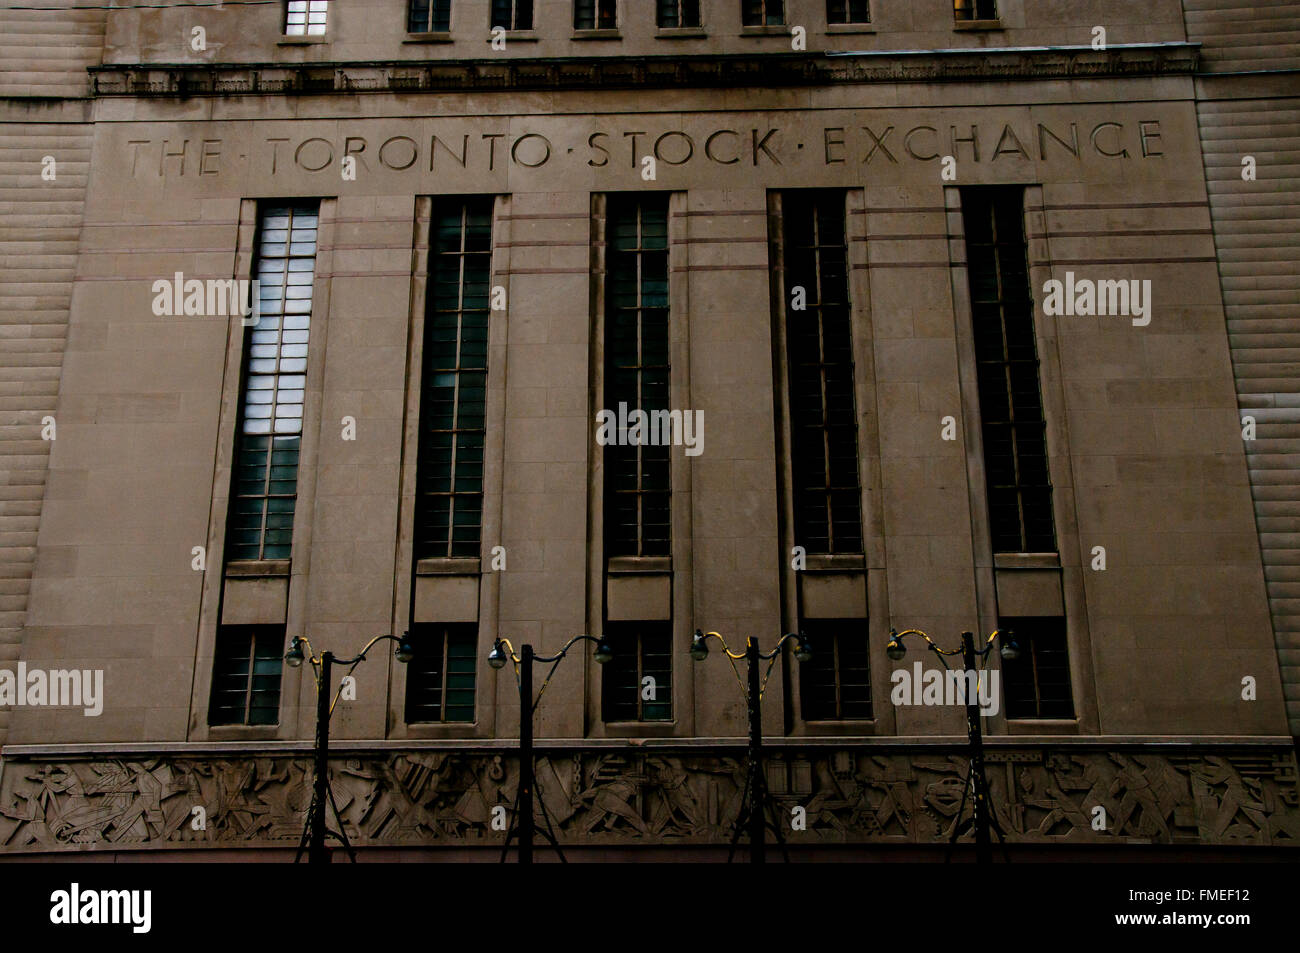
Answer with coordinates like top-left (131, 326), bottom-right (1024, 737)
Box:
top-left (488, 634), bottom-right (613, 863)
top-left (884, 626), bottom-right (1018, 863)
top-left (284, 631), bottom-right (415, 864)
top-left (689, 628), bottom-right (812, 863)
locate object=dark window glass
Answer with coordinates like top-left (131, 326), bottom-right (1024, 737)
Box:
top-left (227, 204), bottom-right (319, 562)
top-left (961, 187), bottom-right (1055, 553)
top-left (782, 191), bottom-right (862, 555)
top-left (742, 0), bottom-right (784, 26)
top-left (602, 622), bottom-right (672, 721)
top-left (408, 0), bottom-right (452, 31)
top-left (1000, 617), bottom-right (1073, 719)
top-left (415, 198), bottom-right (493, 560)
top-left (209, 626), bottom-right (284, 726)
top-left (492, 0), bottom-right (533, 29)
top-left (575, 0), bottom-right (616, 29)
top-left (657, 0), bottom-right (700, 28)
top-left (405, 624), bottom-right (477, 723)
top-left (799, 620), bottom-right (872, 720)
top-left (605, 195), bottom-right (671, 558)
top-left (826, 0), bottom-right (869, 24)
top-left (954, 0), bottom-right (996, 20)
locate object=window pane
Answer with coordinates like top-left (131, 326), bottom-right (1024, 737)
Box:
top-left (605, 195), bottom-right (672, 558)
top-left (226, 204), bottom-right (317, 562)
top-left (800, 620), bottom-right (872, 720)
top-left (782, 191), bottom-right (863, 555)
top-left (1000, 617), bottom-right (1073, 719)
top-left (209, 627), bottom-right (283, 726)
top-left (601, 622), bottom-right (672, 722)
top-left (415, 198), bottom-right (494, 560)
top-left (961, 187), bottom-right (1055, 554)
top-left (405, 624), bottom-right (478, 723)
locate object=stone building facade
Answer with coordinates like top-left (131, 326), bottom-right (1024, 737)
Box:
top-left (0, 0), bottom-right (1296, 859)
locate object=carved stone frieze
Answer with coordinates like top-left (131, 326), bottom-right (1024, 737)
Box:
top-left (86, 45), bottom-right (1200, 99)
top-left (0, 745), bottom-right (1295, 852)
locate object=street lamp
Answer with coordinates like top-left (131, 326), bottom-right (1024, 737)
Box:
top-left (884, 626), bottom-right (1016, 863)
top-left (284, 631), bottom-right (415, 864)
top-left (488, 634), bottom-right (613, 863)
top-left (688, 628), bottom-right (812, 863)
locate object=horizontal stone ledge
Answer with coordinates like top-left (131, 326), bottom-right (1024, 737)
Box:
top-left (3, 733), bottom-right (1292, 759)
top-left (86, 45), bottom-right (1200, 98)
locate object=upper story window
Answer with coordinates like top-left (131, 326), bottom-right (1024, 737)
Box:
top-left (492, 0), bottom-right (534, 30)
top-left (742, 0), bottom-right (784, 26)
top-left (415, 198), bottom-right (493, 561)
top-left (604, 195), bottom-right (671, 558)
top-left (575, 0), bottom-right (616, 30)
top-left (227, 204), bottom-right (318, 563)
top-left (408, 0), bottom-right (452, 33)
top-left (779, 191), bottom-right (863, 556)
top-left (960, 187), bottom-right (1055, 554)
top-left (657, 0), bottom-right (700, 28)
top-left (954, 0), bottom-right (996, 20)
top-left (827, 0), bottom-right (870, 25)
top-left (285, 0), bottom-right (328, 35)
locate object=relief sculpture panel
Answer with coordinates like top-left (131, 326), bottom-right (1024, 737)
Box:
top-left (1, 746), bottom-right (1296, 853)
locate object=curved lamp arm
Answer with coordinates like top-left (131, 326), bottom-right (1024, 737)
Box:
top-left (690, 629), bottom-right (813, 702)
top-left (488, 634), bottom-right (614, 712)
top-left (760, 632), bottom-right (811, 661)
top-left (885, 627), bottom-right (1018, 668)
top-left (334, 632), bottom-right (413, 666)
top-left (533, 633), bottom-right (610, 664)
top-left (284, 632), bottom-right (414, 717)
top-left (690, 629), bottom-right (747, 660)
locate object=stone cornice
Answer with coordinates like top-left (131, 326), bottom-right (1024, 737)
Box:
top-left (87, 43), bottom-right (1200, 98)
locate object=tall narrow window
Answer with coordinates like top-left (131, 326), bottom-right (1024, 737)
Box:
top-left (415, 199), bottom-right (492, 561)
top-left (827, 0), bottom-right (869, 24)
top-left (408, 0), bottom-right (452, 32)
top-left (781, 191), bottom-right (862, 555)
top-left (405, 624), bottom-right (477, 723)
top-left (285, 0), bottom-right (328, 35)
top-left (657, 0), bottom-right (700, 28)
top-left (961, 187), bottom-right (1055, 553)
top-left (605, 195), bottom-right (670, 558)
top-left (742, 0), bottom-right (784, 26)
top-left (492, 0), bottom-right (533, 30)
top-left (602, 622), bottom-right (672, 721)
top-left (954, 0), bottom-right (996, 20)
top-left (575, 0), bottom-right (616, 29)
top-left (227, 204), bottom-right (318, 563)
top-left (799, 620), bottom-right (872, 720)
top-left (209, 626), bottom-right (284, 726)
top-left (999, 617), bottom-right (1073, 719)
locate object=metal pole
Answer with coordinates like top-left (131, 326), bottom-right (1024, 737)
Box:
top-left (519, 643), bottom-right (534, 865)
top-left (961, 632), bottom-right (992, 864)
top-left (746, 637), bottom-right (765, 864)
top-left (309, 650), bottom-right (332, 864)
